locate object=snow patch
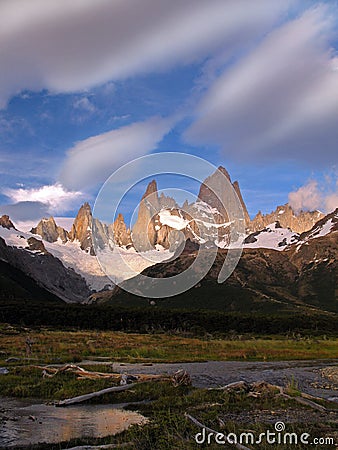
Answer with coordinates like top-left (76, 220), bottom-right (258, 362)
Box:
top-left (244, 222), bottom-right (300, 250)
top-left (158, 210), bottom-right (190, 230)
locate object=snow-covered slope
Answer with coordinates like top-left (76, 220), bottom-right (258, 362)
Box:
top-left (244, 222), bottom-right (300, 250)
top-left (0, 226), bottom-right (108, 291)
top-left (157, 202), bottom-right (234, 246)
top-left (0, 221), bottom-right (172, 291)
top-left (299, 208), bottom-right (338, 242)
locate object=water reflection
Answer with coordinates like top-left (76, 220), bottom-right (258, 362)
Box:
top-left (0, 397), bottom-right (147, 447)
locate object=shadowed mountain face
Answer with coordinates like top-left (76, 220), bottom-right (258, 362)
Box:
top-left (0, 236), bottom-right (91, 303)
top-left (0, 258), bottom-right (64, 305)
top-left (0, 167), bottom-right (336, 308)
top-left (95, 211), bottom-right (338, 314)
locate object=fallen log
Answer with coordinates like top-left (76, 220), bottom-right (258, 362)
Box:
top-left (56, 384), bottom-right (137, 407)
top-left (208, 381), bottom-right (249, 391)
top-left (33, 365), bottom-right (191, 389)
top-left (209, 380), bottom-right (335, 413)
top-left (63, 443), bottom-right (133, 450)
top-left (33, 364), bottom-right (171, 383)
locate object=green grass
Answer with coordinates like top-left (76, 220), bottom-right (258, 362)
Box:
top-left (1, 324), bottom-right (337, 368)
top-left (6, 381), bottom-right (337, 450)
top-left (1, 323), bottom-right (337, 449)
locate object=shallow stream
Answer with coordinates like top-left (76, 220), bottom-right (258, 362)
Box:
top-left (0, 396), bottom-right (146, 447)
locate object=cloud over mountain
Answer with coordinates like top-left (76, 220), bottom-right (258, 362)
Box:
top-left (59, 116), bottom-right (174, 191)
top-left (186, 6), bottom-right (338, 166)
top-left (0, 0), bottom-right (288, 108)
top-left (3, 183), bottom-right (84, 215)
top-left (289, 179), bottom-right (338, 213)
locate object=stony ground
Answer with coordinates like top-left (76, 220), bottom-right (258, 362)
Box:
top-left (108, 359), bottom-right (338, 400)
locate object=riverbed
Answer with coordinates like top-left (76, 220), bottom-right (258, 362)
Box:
top-left (0, 397), bottom-right (146, 448)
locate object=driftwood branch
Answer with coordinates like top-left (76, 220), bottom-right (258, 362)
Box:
top-left (185, 413), bottom-right (251, 450)
top-left (63, 443), bottom-right (133, 450)
top-left (37, 365), bottom-right (191, 406)
top-left (278, 386), bottom-right (336, 412)
top-left (33, 365), bottom-right (190, 386)
top-left (33, 364), bottom-right (170, 382)
top-left (208, 381), bottom-right (248, 391)
top-left (56, 384), bottom-right (137, 407)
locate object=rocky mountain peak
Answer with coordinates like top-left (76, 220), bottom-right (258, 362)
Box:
top-left (31, 216), bottom-right (68, 243)
top-left (113, 213), bottom-right (132, 247)
top-left (249, 204), bottom-right (324, 234)
top-left (299, 208), bottom-right (338, 241)
top-left (0, 215), bottom-right (15, 230)
top-left (216, 165), bottom-right (231, 180)
top-left (232, 180), bottom-right (251, 226)
top-left (198, 167), bottom-right (250, 228)
top-left (69, 202), bottom-right (94, 255)
top-left (132, 180), bottom-right (160, 252)
top-left (143, 179), bottom-right (158, 198)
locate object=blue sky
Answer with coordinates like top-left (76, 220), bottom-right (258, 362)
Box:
top-left (0, 0), bottom-right (337, 223)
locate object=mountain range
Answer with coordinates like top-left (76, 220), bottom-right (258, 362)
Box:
top-left (0, 167), bottom-right (336, 314)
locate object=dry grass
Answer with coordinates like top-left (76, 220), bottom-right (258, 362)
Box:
top-left (0, 324), bottom-right (337, 365)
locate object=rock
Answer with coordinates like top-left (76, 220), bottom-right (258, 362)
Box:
top-left (198, 166), bottom-right (250, 230)
top-left (31, 217), bottom-right (69, 243)
top-left (113, 213), bottom-right (132, 247)
top-left (132, 180), bottom-right (160, 251)
top-left (26, 237), bottom-right (49, 254)
top-left (299, 208), bottom-right (338, 240)
top-left (0, 367), bottom-right (9, 375)
top-left (249, 204), bottom-right (324, 234)
top-left (244, 231), bottom-right (259, 244)
top-left (130, 167), bottom-right (250, 251)
top-left (232, 180), bottom-right (251, 227)
top-left (0, 215), bottom-right (15, 230)
top-left (92, 218), bottom-right (109, 250)
top-left (69, 202), bottom-right (95, 255)
top-left (173, 238), bottom-right (199, 258)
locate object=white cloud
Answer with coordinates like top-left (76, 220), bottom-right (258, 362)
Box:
top-left (0, 0), bottom-right (290, 108)
top-left (3, 183), bottom-right (84, 214)
top-left (288, 179), bottom-right (338, 213)
top-left (185, 6), bottom-right (338, 166)
top-left (325, 192), bottom-right (338, 213)
top-left (288, 180), bottom-right (322, 212)
top-left (73, 97), bottom-right (96, 113)
top-left (59, 116), bottom-right (174, 191)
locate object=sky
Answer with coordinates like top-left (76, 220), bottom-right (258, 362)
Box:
top-left (0, 0), bottom-right (337, 224)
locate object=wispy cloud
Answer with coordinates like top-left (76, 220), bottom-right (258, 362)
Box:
top-left (59, 116), bottom-right (174, 191)
top-left (0, 0), bottom-right (289, 108)
top-left (73, 96), bottom-right (96, 113)
top-left (185, 6), bottom-right (338, 167)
